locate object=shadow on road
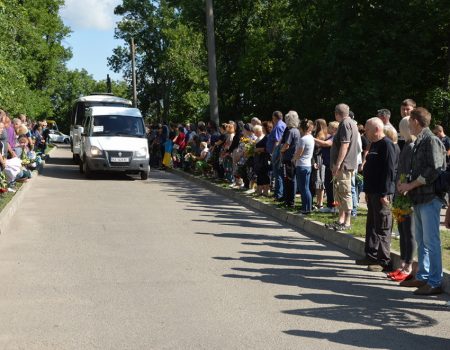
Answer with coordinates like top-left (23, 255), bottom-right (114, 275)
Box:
top-left (42, 152), bottom-right (140, 181)
top-left (153, 170), bottom-right (450, 349)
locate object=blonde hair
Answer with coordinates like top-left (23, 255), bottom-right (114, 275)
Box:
top-left (253, 124), bottom-right (263, 134)
top-left (384, 126), bottom-right (398, 144)
top-left (399, 117), bottom-right (415, 142)
top-left (328, 121), bottom-right (339, 132)
top-left (17, 125), bottom-right (28, 135)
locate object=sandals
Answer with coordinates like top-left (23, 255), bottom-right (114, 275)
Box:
top-left (325, 221), bottom-right (351, 231)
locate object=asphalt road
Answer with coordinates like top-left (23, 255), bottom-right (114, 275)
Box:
top-left (0, 146), bottom-right (449, 349)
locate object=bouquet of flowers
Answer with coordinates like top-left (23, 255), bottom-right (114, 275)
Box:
top-left (0, 172), bottom-right (8, 193)
top-left (240, 137), bottom-right (255, 157)
top-left (392, 174), bottom-right (413, 223)
top-left (21, 151), bottom-right (42, 170)
top-left (194, 160), bottom-right (212, 175)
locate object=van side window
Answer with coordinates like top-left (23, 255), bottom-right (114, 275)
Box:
top-left (84, 116), bottom-right (91, 135)
top-left (76, 103), bottom-right (86, 126)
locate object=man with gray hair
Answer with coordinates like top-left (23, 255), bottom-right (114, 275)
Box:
top-left (326, 103), bottom-right (359, 231)
top-left (377, 109), bottom-right (397, 134)
top-left (356, 117), bottom-right (397, 272)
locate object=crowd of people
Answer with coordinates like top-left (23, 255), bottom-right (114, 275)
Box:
top-left (146, 98), bottom-right (449, 296)
top-left (0, 109), bottom-right (48, 192)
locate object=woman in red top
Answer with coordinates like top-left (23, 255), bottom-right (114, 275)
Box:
top-left (172, 126), bottom-right (186, 167)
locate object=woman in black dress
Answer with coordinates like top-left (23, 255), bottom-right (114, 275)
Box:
top-left (254, 121), bottom-right (273, 196)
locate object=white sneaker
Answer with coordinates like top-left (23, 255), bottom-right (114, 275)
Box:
top-left (7, 188), bottom-right (16, 193)
top-left (319, 207), bottom-right (333, 213)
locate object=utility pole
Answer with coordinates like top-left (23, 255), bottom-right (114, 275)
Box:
top-left (206, 0), bottom-right (219, 125)
top-left (131, 37), bottom-right (137, 108)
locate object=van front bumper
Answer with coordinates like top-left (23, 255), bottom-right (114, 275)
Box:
top-left (86, 156), bottom-right (149, 172)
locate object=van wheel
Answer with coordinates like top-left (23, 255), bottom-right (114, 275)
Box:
top-left (79, 158), bottom-right (84, 173)
top-left (140, 167), bottom-right (149, 180)
top-left (84, 158), bottom-right (93, 179)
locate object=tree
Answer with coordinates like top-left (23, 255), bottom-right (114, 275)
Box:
top-left (109, 0), bottom-right (209, 123)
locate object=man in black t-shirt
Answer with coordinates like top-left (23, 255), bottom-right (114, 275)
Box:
top-left (357, 117), bottom-right (397, 272)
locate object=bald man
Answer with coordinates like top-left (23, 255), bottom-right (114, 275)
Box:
top-left (356, 117), bottom-right (397, 272)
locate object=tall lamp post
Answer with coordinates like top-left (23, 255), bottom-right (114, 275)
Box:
top-left (131, 37), bottom-right (137, 108)
top-left (206, 0), bottom-right (219, 125)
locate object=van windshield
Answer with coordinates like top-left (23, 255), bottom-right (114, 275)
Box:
top-left (92, 115), bottom-right (145, 137)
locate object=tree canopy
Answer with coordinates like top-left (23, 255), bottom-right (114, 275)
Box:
top-left (110, 0), bottom-right (450, 126)
top-left (0, 0), bottom-right (131, 131)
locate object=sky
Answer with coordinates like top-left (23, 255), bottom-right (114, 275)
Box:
top-left (60, 0), bottom-right (125, 81)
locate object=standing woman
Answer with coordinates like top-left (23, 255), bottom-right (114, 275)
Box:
top-left (315, 121), bottom-right (337, 212)
top-left (312, 119), bottom-right (328, 209)
top-left (222, 123), bottom-right (235, 183)
top-left (280, 111), bottom-right (301, 207)
top-left (173, 126), bottom-right (187, 167)
top-left (388, 118), bottom-right (416, 282)
top-left (293, 119), bottom-right (315, 214)
top-left (254, 121), bottom-right (273, 196)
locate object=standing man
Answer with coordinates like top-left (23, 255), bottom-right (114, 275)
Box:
top-left (398, 99), bottom-right (416, 150)
top-left (356, 118), bottom-right (397, 272)
top-left (400, 99), bottom-right (416, 119)
top-left (433, 125), bottom-right (450, 164)
top-left (377, 109), bottom-right (397, 134)
top-left (398, 107), bottom-right (445, 295)
top-left (266, 111), bottom-right (286, 201)
top-left (327, 103), bottom-right (359, 231)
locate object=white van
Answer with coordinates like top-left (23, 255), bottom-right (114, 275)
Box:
top-left (79, 106), bottom-right (150, 179)
top-left (70, 94), bottom-right (132, 163)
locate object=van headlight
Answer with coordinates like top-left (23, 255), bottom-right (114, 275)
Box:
top-left (90, 146), bottom-right (103, 157)
top-left (135, 147), bottom-right (148, 158)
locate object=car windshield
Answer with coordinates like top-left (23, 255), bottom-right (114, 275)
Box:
top-left (92, 115), bottom-right (145, 137)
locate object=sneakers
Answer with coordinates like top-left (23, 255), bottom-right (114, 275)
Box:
top-left (390, 271), bottom-right (413, 282)
top-left (324, 221), bottom-right (351, 231)
top-left (413, 284), bottom-right (443, 295)
top-left (387, 268), bottom-right (402, 278)
top-left (367, 264), bottom-right (384, 272)
top-left (367, 264), bottom-right (393, 272)
top-left (333, 223), bottom-right (351, 231)
top-left (319, 207), bottom-right (333, 213)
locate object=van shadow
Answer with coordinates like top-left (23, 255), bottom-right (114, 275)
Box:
top-left (42, 155), bottom-right (140, 181)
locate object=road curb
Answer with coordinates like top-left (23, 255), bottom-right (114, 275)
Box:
top-left (0, 148), bottom-right (56, 236)
top-left (168, 168), bottom-right (450, 295)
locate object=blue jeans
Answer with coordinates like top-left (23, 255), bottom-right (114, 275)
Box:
top-left (272, 146), bottom-right (283, 199)
top-left (296, 166), bottom-right (312, 212)
top-left (413, 197), bottom-right (443, 288)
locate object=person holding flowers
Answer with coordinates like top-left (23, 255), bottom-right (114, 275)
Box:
top-left (397, 107), bottom-right (446, 295)
top-left (388, 117), bottom-right (416, 282)
top-left (356, 117), bottom-right (397, 272)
